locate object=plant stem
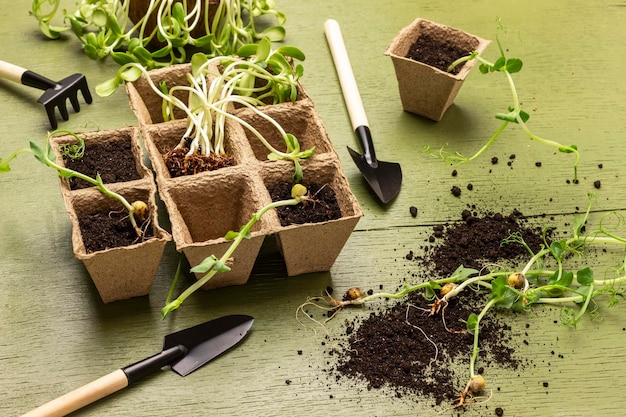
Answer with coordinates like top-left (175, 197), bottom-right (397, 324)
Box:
top-left (469, 299), bottom-right (497, 377)
top-left (161, 196), bottom-right (306, 318)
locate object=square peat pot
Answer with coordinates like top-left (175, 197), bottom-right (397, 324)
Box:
top-left (140, 117), bottom-right (255, 189)
top-left (158, 169), bottom-right (273, 289)
top-left (49, 126), bottom-right (152, 196)
top-left (385, 18), bottom-right (490, 121)
top-left (65, 185), bottom-right (171, 303)
top-left (261, 160), bottom-right (363, 276)
top-left (237, 101), bottom-right (336, 163)
top-left (125, 63), bottom-right (217, 126)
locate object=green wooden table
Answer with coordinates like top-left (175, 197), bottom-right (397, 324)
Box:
top-left (2, 1), bottom-right (626, 416)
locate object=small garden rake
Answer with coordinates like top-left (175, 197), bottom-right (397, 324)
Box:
top-left (0, 59), bottom-right (92, 129)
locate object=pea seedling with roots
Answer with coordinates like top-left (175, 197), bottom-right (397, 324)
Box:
top-left (161, 183), bottom-right (312, 318)
top-left (297, 196), bottom-right (626, 407)
top-left (0, 130), bottom-right (149, 238)
top-left (425, 21), bottom-right (580, 181)
top-left (97, 39), bottom-right (313, 181)
top-left (30, 0), bottom-right (287, 70)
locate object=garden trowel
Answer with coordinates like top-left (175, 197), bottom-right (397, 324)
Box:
top-left (21, 314), bottom-right (254, 417)
top-left (324, 19), bottom-right (402, 204)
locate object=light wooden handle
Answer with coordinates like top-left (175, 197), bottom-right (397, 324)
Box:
top-left (0, 59), bottom-right (27, 84)
top-left (21, 369), bottom-right (129, 417)
top-left (324, 19), bottom-right (369, 130)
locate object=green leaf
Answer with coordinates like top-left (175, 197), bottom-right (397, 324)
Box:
top-left (450, 265), bottom-right (479, 280)
top-left (191, 53), bottom-right (208, 76)
top-left (478, 63), bottom-right (490, 74)
top-left (91, 8), bottom-right (108, 27)
top-left (505, 58), bottom-right (523, 73)
top-left (255, 37), bottom-right (272, 62)
top-left (489, 275), bottom-right (517, 308)
top-left (120, 66), bottom-right (143, 82)
top-left (95, 76), bottom-right (122, 97)
top-left (559, 144), bottom-right (578, 154)
top-left (518, 109), bottom-right (530, 123)
top-left (466, 313), bottom-right (478, 335)
top-left (106, 12), bottom-right (122, 36)
top-left (576, 267), bottom-right (593, 285)
top-left (237, 43), bottom-right (258, 58)
top-left (493, 56), bottom-right (506, 71)
top-left (190, 255), bottom-right (231, 274)
top-left (276, 46), bottom-right (306, 61)
top-left (29, 140), bottom-right (46, 164)
top-left (172, 2), bottom-right (186, 23)
top-left (257, 26), bottom-right (286, 42)
top-left (292, 160), bottom-right (303, 183)
top-left (549, 241), bottom-right (566, 261)
top-left (111, 52), bottom-right (138, 66)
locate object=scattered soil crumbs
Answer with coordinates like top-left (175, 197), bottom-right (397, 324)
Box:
top-left (327, 209), bottom-right (547, 407)
top-left (268, 182), bottom-right (342, 226)
top-left (164, 147), bottom-right (234, 177)
top-left (63, 139), bottom-right (141, 190)
top-left (78, 211), bottom-right (154, 253)
top-left (405, 34), bottom-right (473, 74)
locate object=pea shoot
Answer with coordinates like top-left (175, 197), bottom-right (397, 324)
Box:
top-left (298, 194), bottom-right (626, 407)
top-left (425, 20), bottom-right (580, 180)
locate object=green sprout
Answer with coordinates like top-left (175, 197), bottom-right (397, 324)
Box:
top-left (161, 183), bottom-right (310, 318)
top-left (297, 194), bottom-right (626, 407)
top-left (425, 21), bottom-right (580, 180)
top-left (97, 40), bottom-right (313, 182)
top-left (1, 130), bottom-right (148, 237)
top-left (30, 0), bottom-right (287, 70)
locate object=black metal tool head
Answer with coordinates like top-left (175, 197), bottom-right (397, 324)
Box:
top-left (36, 73), bottom-right (93, 129)
top-left (163, 314), bottom-right (254, 377)
top-left (347, 146), bottom-right (402, 204)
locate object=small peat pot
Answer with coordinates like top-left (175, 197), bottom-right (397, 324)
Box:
top-left (64, 185), bottom-right (171, 303)
top-left (385, 18), bottom-right (490, 121)
top-left (49, 126), bottom-right (152, 192)
top-left (140, 118), bottom-right (253, 188)
top-left (262, 160), bottom-right (363, 276)
top-left (158, 169), bottom-right (273, 289)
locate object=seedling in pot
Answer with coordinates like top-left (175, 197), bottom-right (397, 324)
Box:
top-left (0, 130), bottom-right (149, 238)
top-left (298, 195), bottom-right (626, 407)
top-left (98, 39), bottom-right (313, 181)
top-left (30, 0), bottom-right (287, 70)
top-left (425, 21), bottom-right (580, 180)
top-left (161, 184), bottom-right (312, 318)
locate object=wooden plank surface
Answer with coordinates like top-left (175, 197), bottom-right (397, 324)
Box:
top-left (2, 0), bottom-right (626, 416)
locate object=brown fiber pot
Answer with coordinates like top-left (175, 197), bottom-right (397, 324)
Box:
top-left (50, 127), bottom-right (171, 303)
top-left (131, 64), bottom-right (362, 288)
top-left (385, 18), bottom-right (490, 121)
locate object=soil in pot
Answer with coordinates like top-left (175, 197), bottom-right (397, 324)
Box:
top-left (268, 182), bottom-right (342, 225)
top-left (405, 34), bottom-right (473, 74)
top-left (63, 140), bottom-right (142, 190)
top-left (78, 211), bottom-right (155, 253)
top-left (327, 209), bottom-right (548, 406)
top-left (164, 146), bottom-right (235, 177)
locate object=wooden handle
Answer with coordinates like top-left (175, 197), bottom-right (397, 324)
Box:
top-left (0, 59), bottom-right (27, 84)
top-left (324, 19), bottom-right (369, 130)
top-left (21, 369), bottom-right (129, 417)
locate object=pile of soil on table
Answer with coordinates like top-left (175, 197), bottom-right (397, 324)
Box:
top-left (268, 182), bottom-right (342, 226)
top-left (78, 211), bottom-right (154, 253)
top-left (406, 34), bottom-right (473, 74)
top-left (63, 140), bottom-right (142, 190)
top-left (327, 208), bottom-right (548, 408)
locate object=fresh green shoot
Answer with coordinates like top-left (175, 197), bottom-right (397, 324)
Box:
top-left (161, 184), bottom-right (310, 318)
top-left (0, 130), bottom-right (148, 237)
top-left (297, 194), bottom-right (626, 407)
top-left (97, 42), bottom-right (313, 182)
top-left (30, 0), bottom-right (287, 70)
top-left (425, 21), bottom-right (580, 181)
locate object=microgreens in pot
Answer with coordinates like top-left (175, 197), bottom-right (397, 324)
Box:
top-left (298, 194), bottom-right (626, 407)
top-left (98, 39), bottom-right (313, 181)
top-left (0, 130), bottom-right (149, 237)
top-left (161, 183), bottom-right (310, 318)
top-left (30, 0), bottom-right (287, 70)
top-left (425, 20), bottom-right (580, 180)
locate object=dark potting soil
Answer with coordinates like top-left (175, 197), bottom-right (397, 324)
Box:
top-left (328, 209), bottom-right (545, 407)
top-left (63, 139), bottom-right (142, 190)
top-left (405, 34), bottom-right (473, 74)
top-left (164, 147), bottom-right (235, 177)
top-left (268, 182), bottom-right (342, 226)
top-left (78, 211), bottom-right (154, 253)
